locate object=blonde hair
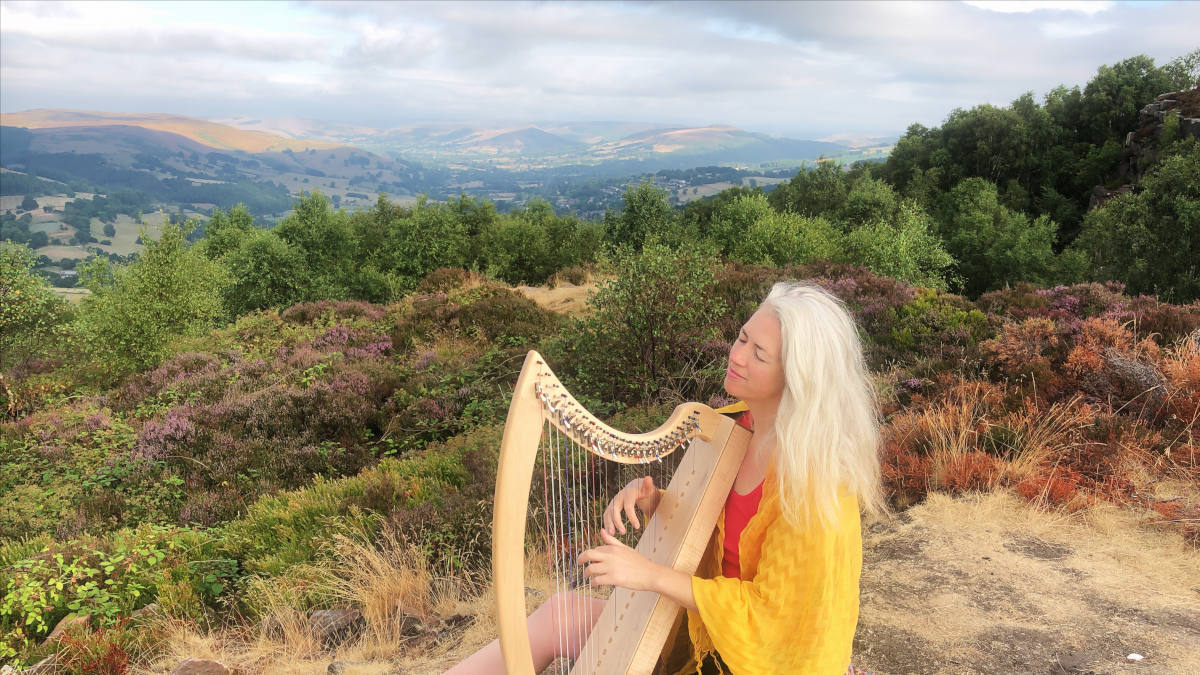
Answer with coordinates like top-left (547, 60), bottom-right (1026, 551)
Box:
top-left (760, 281), bottom-right (887, 529)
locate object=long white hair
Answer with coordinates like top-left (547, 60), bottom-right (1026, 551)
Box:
top-left (761, 281), bottom-right (886, 529)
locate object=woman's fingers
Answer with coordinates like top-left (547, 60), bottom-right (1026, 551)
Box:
top-left (622, 499), bottom-right (641, 531)
top-left (638, 475), bottom-right (655, 499)
top-left (605, 501), bottom-right (626, 535)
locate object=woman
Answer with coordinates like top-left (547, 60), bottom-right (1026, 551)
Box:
top-left (447, 281), bottom-right (885, 674)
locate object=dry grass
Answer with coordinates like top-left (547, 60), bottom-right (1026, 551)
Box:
top-left (856, 491), bottom-right (1200, 674)
top-left (517, 278), bottom-right (606, 317)
top-left (132, 492), bottom-right (1200, 674)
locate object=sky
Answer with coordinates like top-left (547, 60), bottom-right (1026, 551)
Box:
top-left (1, 0), bottom-right (1197, 140)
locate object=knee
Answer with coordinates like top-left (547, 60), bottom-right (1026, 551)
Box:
top-left (539, 591), bottom-right (595, 636)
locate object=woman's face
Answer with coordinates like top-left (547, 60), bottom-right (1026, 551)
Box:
top-left (724, 307), bottom-right (786, 405)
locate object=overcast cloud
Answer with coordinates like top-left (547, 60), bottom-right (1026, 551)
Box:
top-left (1, 0), bottom-right (1196, 139)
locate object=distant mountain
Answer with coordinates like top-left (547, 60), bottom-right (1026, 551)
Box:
top-left (1, 109), bottom-right (342, 154)
top-left (214, 117), bottom-right (857, 170)
top-left (0, 114), bottom-right (432, 216)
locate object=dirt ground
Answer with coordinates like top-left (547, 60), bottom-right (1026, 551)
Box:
top-left (391, 493), bottom-right (1200, 675)
top-left (135, 489), bottom-right (1199, 675)
top-left (852, 492), bottom-right (1199, 675)
top-left (517, 282), bottom-right (599, 316)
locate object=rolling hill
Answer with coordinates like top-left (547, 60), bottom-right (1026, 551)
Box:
top-left (0, 109), bottom-right (342, 153)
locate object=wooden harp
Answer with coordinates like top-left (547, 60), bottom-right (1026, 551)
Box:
top-left (493, 351), bottom-right (751, 674)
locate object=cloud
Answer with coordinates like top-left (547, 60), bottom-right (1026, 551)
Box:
top-left (2, 0), bottom-right (1197, 137)
top-left (962, 1), bottom-right (1115, 15)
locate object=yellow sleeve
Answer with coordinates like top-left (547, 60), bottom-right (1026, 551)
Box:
top-left (689, 495), bottom-right (862, 674)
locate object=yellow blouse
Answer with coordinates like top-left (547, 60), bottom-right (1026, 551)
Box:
top-left (671, 460), bottom-right (863, 674)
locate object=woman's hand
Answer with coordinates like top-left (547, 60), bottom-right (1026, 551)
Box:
top-left (602, 476), bottom-right (661, 535)
top-left (578, 529), bottom-right (662, 592)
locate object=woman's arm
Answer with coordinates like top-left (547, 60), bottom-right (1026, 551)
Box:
top-left (578, 530), bottom-right (698, 611)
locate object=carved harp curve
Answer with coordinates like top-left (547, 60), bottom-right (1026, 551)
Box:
top-left (493, 351), bottom-right (751, 674)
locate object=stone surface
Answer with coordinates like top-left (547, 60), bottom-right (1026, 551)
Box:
top-left (168, 658), bottom-right (231, 675)
top-left (42, 613), bottom-right (89, 645)
top-left (326, 662), bottom-right (371, 675)
top-left (308, 608), bottom-right (366, 648)
top-left (23, 654), bottom-right (58, 675)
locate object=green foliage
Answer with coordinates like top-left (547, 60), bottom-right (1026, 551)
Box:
top-left (709, 192), bottom-right (774, 255)
top-left (0, 242), bottom-right (71, 371)
top-left (388, 196), bottom-right (470, 288)
top-left (75, 223), bottom-right (231, 379)
top-left (767, 161), bottom-right (854, 218)
top-left (1161, 48), bottom-right (1200, 91)
top-left (838, 200), bottom-right (956, 290)
top-left (222, 230), bottom-right (312, 315)
top-left (557, 242), bottom-right (726, 405)
top-left (603, 181), bottom-right (674, 250)
top-left (1080, 54), bottom-right (1174, 146)
top-left (1070, 141), bottom-right (1200, 302)
top-left (271, 192), bottom-right (356, 300)
top-left (884, 287), bottom-right (992, 369)
top-left (838, 177), bottom-right (900, 227)
top-left (0, 523), bottom-right (219, 661)
top-left (200, 204), bottom-right (256, 260)
top-left (729, 210), bottom-right (841, 268)
top-left (935, 178), bottom-right (1074, 297)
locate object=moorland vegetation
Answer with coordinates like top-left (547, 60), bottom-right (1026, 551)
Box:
top-left (0, 52), bottom-right (1198, 672)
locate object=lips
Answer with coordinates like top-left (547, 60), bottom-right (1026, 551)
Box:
top-left (726, 368), bottom-right (745, 381)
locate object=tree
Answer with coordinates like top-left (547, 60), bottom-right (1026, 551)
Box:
top-left (1162, 48), bottom-right (1200, 91)
top-left (272, 192), bottom-right (356, 299)
top-left (201, 204), bottom-right (256, 260)
top-left (0, 242), bottom-right (70, 371)
top-left (935, 178), bottom-right (1071, 297)
top-left (709, 193), bottom-right (774, 255)
top-left (1080, 55), bottom-right (1173, 146)
top-left (561, 242), bottom-right (726, 404)
top-left (604, 181), bottom-right (673, 249)
top-left (102, 222), bottom-right (116, 238)
top-left (19, 196), bottom-right (38, 212)
top-left (767, 162), bottom-right (852, 218)
top-left (1070, 141), bottom-right (1200, 302)
top-left (838, 200), bottom-right (956, 290)
top-left (386, 196), bottom-right (468, 287)
top-left (76, 222), bottom-right (231, 378)
top-left (730, 211), bottom-right (841, 268)
top-left (223, 229), bottom-right (311, 315)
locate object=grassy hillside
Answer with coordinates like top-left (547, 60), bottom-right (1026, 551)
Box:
top-left (0, 110), bottom-right (342, 154)
top-left (1, 257), bottom-right (1197, 672)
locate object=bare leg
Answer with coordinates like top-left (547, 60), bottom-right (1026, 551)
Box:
top-left (444, 592), bottom-right (606, 674)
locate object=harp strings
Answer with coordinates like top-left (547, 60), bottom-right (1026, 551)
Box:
top-left (534, 404), bottom-right (693, 673)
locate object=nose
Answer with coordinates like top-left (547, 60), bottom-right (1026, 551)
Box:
top-left (729, 339), bottom-right (748, 366)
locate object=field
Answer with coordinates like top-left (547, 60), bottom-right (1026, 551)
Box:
top-left (669, 176), bottom-right (788, 204)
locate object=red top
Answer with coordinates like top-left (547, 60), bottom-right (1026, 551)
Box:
top-left (723, 410), bottom-right (764, 579)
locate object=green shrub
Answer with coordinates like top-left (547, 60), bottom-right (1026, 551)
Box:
top-left (0, 242), bottom-right (72, 372)
top-left (76, 223), bottom-right (231, 380)
top-left (729, 210), bottom-right (840, 267)
top-left (838, 200), bottom-right (956, 290)
top-left (554, 243), bottom-right (726, 406)
top-left (456, 285), bottom-right (562, 344)
top-left (0, 524), bottom-right (217, 662)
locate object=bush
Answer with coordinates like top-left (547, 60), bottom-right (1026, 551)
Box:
top-left (76, 224), bottom-right (230, 380)
top-left (456, 285), bottom-right (561, 345)
top-left (837, 200), bottom-right (956, 290)
top-left (555, 243), bottom-right (726, 406)
top-left (1, 242), bottom-right (71, 373)
top-left (414, 267), bottom-right (474, 295)
top-left (729, 210), bottom-right (840, 267)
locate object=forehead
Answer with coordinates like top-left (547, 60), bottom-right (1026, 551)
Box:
top-left (741, 308), bottom-right (781, 349)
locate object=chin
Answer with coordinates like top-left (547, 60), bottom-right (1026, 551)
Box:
top-left (723, 377), bottom-right (741, 399)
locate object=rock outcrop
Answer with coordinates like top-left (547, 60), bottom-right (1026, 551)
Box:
top-left (1095, 87), bottom-right (1200, 208)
